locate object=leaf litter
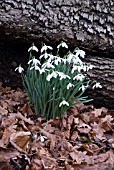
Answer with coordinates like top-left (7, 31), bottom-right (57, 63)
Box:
top-left (0, 83), bottom-right (114, 170)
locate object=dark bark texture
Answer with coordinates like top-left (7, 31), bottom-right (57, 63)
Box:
top-left (0, 0), bottom-right (114, 55)
top-left (84, 56), bottom-right (114, 109)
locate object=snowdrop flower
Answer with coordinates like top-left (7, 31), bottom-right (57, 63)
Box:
top-left (46, 71), bottom-right (58, 81)
top-left (92, 82), bottom-right (102, 89)
top-left (79, 85), bottom-right (86, 92)
top-left (30, 65), bottom-right (40, 71)
top-left (82, 64), bottom-right (87, 72)
top-left (41, 44), bottom-right (53, 53)
top-left (54, 57), bottom-right (62, 65)
top-left (73, 74), bottom-right (85, 81)
top-left (40, 135), bottom-right (47, 142)
top-left (67, 83), bottom-right (74, 89)
top-left (46, 74), bottom-right (52, 81)
top-left (59, 100), bottom-right (69, 107)
top-left (86, 64), bottom-right (95, 71)
top-left (75, 49), bottom-right (85, 58)
top-left (57, 41), bottom-right (68, 49)
top-left (15, 65), bottom-right (24, 73)
top-left (73, 56), bottom-right (82, 65)
top-left (57, 72), bottom-right (70, 80)
top-left (71, 65), bottom-right (82, 73)
top-left (42, 62), bottom-right (55, 69)
top-left (28, 58), bottom-right (41, 66)
top-left (67, 53), bottom-right (74, 64)
top-left (28, 44), bottom-right (38, 52)
top-left (39, 68), bottom-right (46, 74)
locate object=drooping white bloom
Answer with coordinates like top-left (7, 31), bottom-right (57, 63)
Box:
top-left (54, 57), bottom-right (62, 65)
top-left (41, 44), bottom-right (53, 53)
top-left (79, 85), bottom-right (86, 92)
top-left (71, 65), bottom-right (82, 73)
top-left (73, 56), bottom-right (82, 65)
top-left (57, 41), bottom-right (68, 49)
top-left (86, 64), bottom-right (95, 71)
top-left (73, 74), bottom-right (85, 81)
top-left (15, 65), bottom-right (24, 73)
top-left (75, 49), bottom-right (85, 58)
top-left (40, 135), bottom-right (47, 142)
top-left (46, 71), bottom-right (58, 81)
top-left (30, 65), bottom-right (40, 71)
top-left (67, 83), bottom-right (74, 89)
top-left (59, 100), bottom-right (69, 107)
top-left (82, 64), bottom-right (87, 72)
top-left (39, 68), bottom-right (46, 74)
top-left (57, 72), bottom-right (70, 80)
top-left (67, 53), bottom-right (74, 64)
top-left (46, 74), bottom-right (52, 81)
top-left (92, 82), bottom-right (102, 89)
top-left (28, 58), bottom-right (41, 66)
top-left (28, 45), bottom-right (38, 52)
top-left (42, 61), bottom-right (55, 69)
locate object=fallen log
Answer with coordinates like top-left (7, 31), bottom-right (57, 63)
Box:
top-left (0, 0), bottom-right (114, 55)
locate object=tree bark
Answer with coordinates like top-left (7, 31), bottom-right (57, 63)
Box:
top-left (84, 55), bottom-right (114, 109)
top-left (0, 0), bottom-right (114, 55)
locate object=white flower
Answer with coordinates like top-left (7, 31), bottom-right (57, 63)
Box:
top-left (82, 64), bottom-right (87, 72)
top-left (59, 100), bottom-right (69, 107)
top-left (54, 57), bottom-right (62, 65)
top-left (86, 64), bottom-right (95, 71)
top-left (40, 135), bottom-right (47, 142)
top-left (46, 71), bottom-right (58, 81)
top-left (72, 64), bottom-right (87, 73)
top-left (30, 65), bottom-right (40, 71)
top-left (57, 41), bottom-right (68, 49)
top-left (67, 53), bottom-right (74, 64)
top-left (73, 74), bottom-right (85, 81)
top-left (41, 44), bottom-right (53, 53)
top-left (15, 65), bottom-right (24, 73)
top-left (28, 45), bottom-right (38, 52)
top-left (73, 56), bottom-right (82, 65)
top-left (92, 82), bottom-right (102, 89)
top-left (28, 58), bottom-right (41, 66)
top-left (46, 74), bottom-right (52, 81)
top-left (75, 50), bottom-right (85, 58)
top-left (39, 68), bottom-right (46, 74)
top-left (79, 85), bottom-right (87, 92)
top-left (67, 83), bottom-right (74, 89)
top-left (42, 62), bottom-right (55, 69)
top-left (57, 72), bottom-right (70, 80)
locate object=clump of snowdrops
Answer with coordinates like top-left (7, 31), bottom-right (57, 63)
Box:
top-left (15, 41), bottom-right (102, 119)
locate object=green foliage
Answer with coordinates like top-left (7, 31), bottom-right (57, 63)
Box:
top-left (15, 41), bottom-right (102, 120)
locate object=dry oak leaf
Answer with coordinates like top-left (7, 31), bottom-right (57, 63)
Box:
top-left (16, 112), bottom-right (34, 125)
top-left (91, 107), bottom-right (108, 118)
top-left (31, 159), bottom-right (43, 170)
top-left (90, 122), bottom-right (105, 135)
top-left (0, 148), bottom-right (20, 160)
top-left (70, 150), bottom-right (87, 164)
top-left (0, 128), bottom-right (11, 148)
top-left (10, 131), bottom-right (31, 151)
top-left (0, 105), bottom-right (8, 115)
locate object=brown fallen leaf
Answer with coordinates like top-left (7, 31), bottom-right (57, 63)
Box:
top-left (0, 105), bottom-right (8, 115)
top-left (16, 112), bottom-right (34, 125)
top-left (0, 128), bottom-right (11, 148)
top-left (70, 150), bottom-right (87, 164)
top-left (10, 131), bottom-right (31, 151)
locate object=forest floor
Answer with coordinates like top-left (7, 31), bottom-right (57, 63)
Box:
top-left (0, 46), bottom-right (114, 170)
